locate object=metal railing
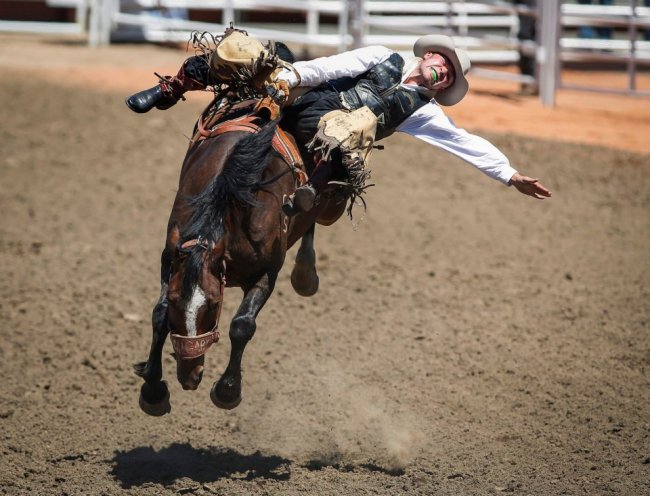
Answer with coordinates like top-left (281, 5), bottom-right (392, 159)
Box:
top-left (85, 0), bottom-right (529, 68)
top-left (558, 1), bottom-right (650, 97)
top-left (89, 0), bottom-right (351, 50)
top-left (2, 0), bottom-right (649, 106)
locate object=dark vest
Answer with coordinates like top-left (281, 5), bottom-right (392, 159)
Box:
top-left (337, 53), bottom-right (431, 140)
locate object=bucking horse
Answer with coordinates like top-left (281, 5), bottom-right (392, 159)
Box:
top-left (133, 94), bottom-right (349, 415)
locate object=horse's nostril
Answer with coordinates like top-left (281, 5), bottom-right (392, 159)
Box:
top-left (177, 364), bottom-right (204, 390)
top-left (189, 366), bottom-right (204, 385)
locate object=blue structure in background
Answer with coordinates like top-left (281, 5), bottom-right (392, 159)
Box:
top-left (578, 0), bottom-right (613, 39)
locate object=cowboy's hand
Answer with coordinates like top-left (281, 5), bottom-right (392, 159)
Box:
top-left (274, 67), bottom-right (300, 89)
top-left (250, 49), bottom-right (279, 91)
top-left (509, 172), bottom-right (552, 199)
top-left (265, 79), bottom-right (290, 105)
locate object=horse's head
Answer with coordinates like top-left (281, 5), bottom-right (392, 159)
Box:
top-left (166, 237), bottom-right (226, 390)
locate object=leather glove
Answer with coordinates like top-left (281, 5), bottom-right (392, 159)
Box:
top-left (265, 79), bottom-right (291, 105)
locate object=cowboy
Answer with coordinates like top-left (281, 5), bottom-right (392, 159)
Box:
top-left (126, 34), bottom-right (551, 214)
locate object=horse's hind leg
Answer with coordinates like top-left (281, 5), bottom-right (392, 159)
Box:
top-left (211, 271), bottom-right (276, 409)
top-left (134, 255), bottom-right (172, 416)
top-left (291, 223), bottom-right (319, 297)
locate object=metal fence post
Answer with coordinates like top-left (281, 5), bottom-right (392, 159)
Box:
top-left (88, 0), bottom-right (100, 47)
top-left (307, 0), bottom-right (319, 43)
top-left (88, 0), bottom-right (113, 46)
top-left (539, 0), bottom-right (560, 107)
top-left (628, 0), bottom-right (639, 92)
top-left (223, 0), bottom-right (235, 25)
top-left (350, 0), bottom-right (364, 49)
top-left (105, 0), bottom-right (113, 45)
top-left (338, 0), bottom-right (349, 52)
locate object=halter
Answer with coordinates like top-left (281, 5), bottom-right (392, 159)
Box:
top-left (169, 239), bottom-right (227, 360)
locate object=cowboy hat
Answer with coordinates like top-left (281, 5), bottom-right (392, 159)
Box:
top-left (413, 34), bottom-right (471, 106)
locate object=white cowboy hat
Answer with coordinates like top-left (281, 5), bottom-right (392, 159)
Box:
top-left (413, 34), bottom-right (471, 106)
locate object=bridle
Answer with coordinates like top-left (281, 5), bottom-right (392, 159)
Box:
top-left (169, 237), bottom-right (227, 360)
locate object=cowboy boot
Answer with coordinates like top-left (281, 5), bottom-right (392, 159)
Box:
top-left (282, 184), bottom-right (318, 217)
top-left (126, 61), bottom-right (207, 113)
top-left (282, 159), bottom-right (333, 216)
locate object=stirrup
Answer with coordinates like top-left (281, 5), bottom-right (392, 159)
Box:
top-left (293, 184), bottom-right (317, 212)
top-left (282, 185), bottom-right (318, 217)
top-left (282, 196), bottom-right (301, 217)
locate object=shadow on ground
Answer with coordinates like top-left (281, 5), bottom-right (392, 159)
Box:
top-left (111, 443), bottom-right (291, 488)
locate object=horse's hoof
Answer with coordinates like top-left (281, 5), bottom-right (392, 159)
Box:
top-left (139, 393), bottom-right (171, 416)
top-left (210, 384), bottom-right (242, 410)
top-left (139, 381), bottom-right (171, 416)
top-left (291, 261), bottom-right (319, 297)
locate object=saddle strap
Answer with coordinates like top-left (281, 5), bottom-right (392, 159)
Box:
top-left (196, 113), bottom-right (306, 185)
top-left (197, 114), bottom-right (261, 138)
top-left (272, 127), bottom-right (306, 178)
top-left (272, 128), bottom-right (308, 185)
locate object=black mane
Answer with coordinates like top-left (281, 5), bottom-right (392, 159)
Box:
top-left (179, 122), bottom-right (278, 300)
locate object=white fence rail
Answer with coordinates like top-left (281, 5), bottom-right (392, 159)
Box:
top-left (558, 1), bottom-right (650, 100)
top-left (90, 0), bottom-right (350, 50)
top-left (2, 1), bottom-right (650, 105)
top-left (0, 0), bottom-right (88, 35)
top-left (86, 0), bottom-right (524, 64)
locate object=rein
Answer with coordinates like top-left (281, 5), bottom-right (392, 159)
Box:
top-left (169, 240), bottom-right (227, 360)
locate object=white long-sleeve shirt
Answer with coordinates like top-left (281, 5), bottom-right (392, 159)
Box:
top-left (278, 46), bottom-right (517, 185)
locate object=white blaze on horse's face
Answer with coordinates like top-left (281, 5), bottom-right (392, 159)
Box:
top-left (185, 285), bottom-right (206, 337)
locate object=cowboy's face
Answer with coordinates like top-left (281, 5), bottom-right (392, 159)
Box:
top-left (420, 52), bottom-right (455, 90)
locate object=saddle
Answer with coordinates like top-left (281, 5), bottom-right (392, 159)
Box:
top-left (190, 97), bottom-right (308, 186)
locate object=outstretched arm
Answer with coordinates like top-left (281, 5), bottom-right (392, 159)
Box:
top-left (396, 103), bottom-right (517, 184)
top-left (397, 103), bottom-right (552, 198)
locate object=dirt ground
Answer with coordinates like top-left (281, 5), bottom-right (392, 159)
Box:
top-left (0, 34), bottom-right (649, 495)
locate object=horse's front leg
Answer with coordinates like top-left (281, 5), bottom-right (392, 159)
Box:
top-left (211, 271), bottom-right (276, 409)
top-left (290, 223), bottom-right (319, 297)
top-left (133, 252), bottom-right (172, 416)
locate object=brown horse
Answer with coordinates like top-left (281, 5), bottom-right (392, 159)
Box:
top-left (133, 101), bottom-right (346, 415)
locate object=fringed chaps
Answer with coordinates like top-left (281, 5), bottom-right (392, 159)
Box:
top-left (306, 107), bottom-right (378, 214)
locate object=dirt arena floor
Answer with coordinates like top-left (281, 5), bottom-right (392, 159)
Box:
top-left (1, 34), bottom-right (649, 495)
